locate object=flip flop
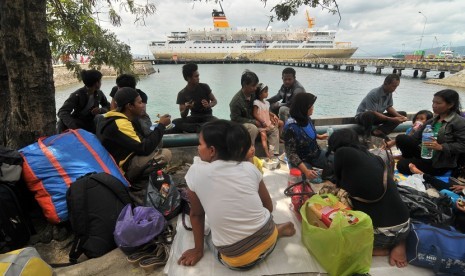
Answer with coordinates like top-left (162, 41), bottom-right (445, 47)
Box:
top-left (139, 243), bottom-right (170, 270)
top-left (126, 243), bottom-right (158, 264)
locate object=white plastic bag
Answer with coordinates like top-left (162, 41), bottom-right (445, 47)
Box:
top-left (398, 174), bottom-right (426, 192)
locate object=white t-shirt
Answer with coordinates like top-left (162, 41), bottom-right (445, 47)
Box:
top-left (185, 157), bottom-right (271, 246)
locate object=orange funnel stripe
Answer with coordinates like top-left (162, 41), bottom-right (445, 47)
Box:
top-left (213, 17), bottom-right (229, 28)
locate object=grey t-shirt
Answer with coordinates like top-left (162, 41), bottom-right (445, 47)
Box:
top-left (356, 86), bottom-right (393, 116)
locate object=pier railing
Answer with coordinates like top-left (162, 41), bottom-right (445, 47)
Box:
top-left (146, 57), bottom-right (465, 79)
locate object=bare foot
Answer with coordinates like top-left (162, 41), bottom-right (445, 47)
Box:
top-left (372, 248), bottom-right (390, 256)
top-left (408, 163), bottom-right (423, 175)
top-left (389, 241), bottom-right (408, 268)
top-left (277, 222), bottom-right (296, 237)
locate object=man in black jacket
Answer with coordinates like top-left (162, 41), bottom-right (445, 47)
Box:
top-left (57, 69), bottom-right (110, 133)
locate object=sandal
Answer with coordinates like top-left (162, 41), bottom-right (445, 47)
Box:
top-left (139, 243), bottom-right (170, 270)
top-left (126, 243), bottom-right (158, 264)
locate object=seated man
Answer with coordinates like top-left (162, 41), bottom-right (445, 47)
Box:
top-left (108, 74), bottom-right (152, 136)
top-left (97, 87), bottom-right (171, 186)
top-left (171, 63), bottom-right (217, 133)
top-left (267, 67), bottom-right (306, 122)
top-left (355, 74), bottom-right (407, 141)
top-left (230, 70), bottom-right (280, 156)
top-left (57, 69), bottom-right (110, 133)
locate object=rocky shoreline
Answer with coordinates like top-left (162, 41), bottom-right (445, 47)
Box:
top-left (53, 61), bottom-right (155, 87)
top-left (425, 69), bottom-right (465, 89)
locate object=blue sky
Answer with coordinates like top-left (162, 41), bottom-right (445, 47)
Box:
top-left (98, 0), bottom-right (465, 57)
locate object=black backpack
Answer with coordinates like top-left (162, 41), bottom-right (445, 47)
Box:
top-left (0, 183), bottom-right (31, 253)
top-left (0, 145), bottom-right (23, 183)
top-left (66, 172), bottom-right (132, 263)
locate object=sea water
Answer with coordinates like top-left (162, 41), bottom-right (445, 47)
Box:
top-left (55, 63), bottom-right (465, 120)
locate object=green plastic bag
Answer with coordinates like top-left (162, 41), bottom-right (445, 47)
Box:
top-left (300, 194), bottom-right (374, 276)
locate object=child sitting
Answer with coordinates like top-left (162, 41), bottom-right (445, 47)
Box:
top-left (253, 83), bottom-right (284, 158)
top-left (246, 144), bottom-right (263, 174)
top-left (178, 120), bottom-right (295, 269)
top-left (406, 110), bottom-right (433, 136)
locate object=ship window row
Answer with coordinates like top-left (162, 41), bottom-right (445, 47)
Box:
top-left (315, 32), bottom-right (334, 36)
top-left (276, 40), bottom-right (302, 44)
top-left (306, 41), bottom-right (332, 44)
top-left (187, 46), bottom-right (236, 49)
top-left (272, 45), bottom-right (299, 48)
top-left (302, 45), bottom-right (333, 48)
top-left (193, 40), bottom-right (242, 44)
top-left (241, 46), bottom-right (270, 49)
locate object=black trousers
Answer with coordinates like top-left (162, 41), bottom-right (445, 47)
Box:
top-left (396, 134), bottom-right (450, 176)
top-left (171, 115), bottom-right (217, 133)
top-left (355, 111), bottom-right (407, 137)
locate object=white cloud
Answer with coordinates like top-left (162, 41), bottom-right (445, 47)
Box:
top-left (98, 0), bottom-right (465, 57)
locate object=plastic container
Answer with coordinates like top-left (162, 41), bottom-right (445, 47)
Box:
top-left (310, 167), bottom-right (323, 184)
top-left (288, 168), bottom-right (302, 187)
top-left (326, 126), bottom-right (334, 147)
top-left (421, 124), bottom-right (433, 159)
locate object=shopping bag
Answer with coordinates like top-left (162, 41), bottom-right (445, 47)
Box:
top-left (301, 194), bottom-right (373, 276)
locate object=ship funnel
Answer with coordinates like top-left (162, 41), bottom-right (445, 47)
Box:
top-left (212, 9), bottom-right (230, 28)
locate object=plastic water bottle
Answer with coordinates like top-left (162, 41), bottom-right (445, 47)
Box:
top-left (421, 124), bottom-right (434, 159)
top-left (326, 126), bottom-right (334, 147)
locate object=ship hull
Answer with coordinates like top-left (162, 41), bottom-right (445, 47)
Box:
top-left (150, 47), bottom-right (358, 60)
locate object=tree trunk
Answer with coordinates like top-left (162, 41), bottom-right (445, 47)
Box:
top-left (0, 0), bottom-right (56, 148)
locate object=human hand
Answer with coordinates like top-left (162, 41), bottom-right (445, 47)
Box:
top-left (392, 116), bottom-right (407, 123)
top-left (456, 199), bottom-right (465, 213)
top-left (270, 113), bottom-right (279, 125)
top-left (201, 99), bottom-right (210, 108)
top-left (158, 114), bottom-right (171, 126)
top-left (317, 133), bottom-right (329, 140)
top-left (185, 100), bottom-right (194, 109)
top-left (90, 107), bottom-right (101, 116)
top-left (425, 137), bottom-right (443, 151)
top-left (384, 140), bottom-right (396, 149)
top-left (450, 185), bottom-right (465, 193)
top-left (178, 248), bottom-right (204, 266)
top-left (304, 169), bottom-right (319, 180)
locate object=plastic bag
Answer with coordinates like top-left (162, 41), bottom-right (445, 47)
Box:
top-left (398, 174), bottom-right (426, 192)
top-left (301, 194), bottom-right (373, 276)
top-left (114, 204), bottom-right (166, 254)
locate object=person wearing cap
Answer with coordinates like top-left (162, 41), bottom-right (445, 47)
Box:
top-left (253, 83), bottom-right (282, 158)
top-left (57, 69), bottom-right (110, 133)
top-left (170, 63), bottom-right (218, 133)
top-left (267, 67), bottom-right (306, 123)
top-left (108, 74), bottom-right (152, 136)
top-left (97, 87), bottom-right (172, 184)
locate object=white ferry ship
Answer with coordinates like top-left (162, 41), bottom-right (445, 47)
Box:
top-left (149, 7), bottom-right (357, 60)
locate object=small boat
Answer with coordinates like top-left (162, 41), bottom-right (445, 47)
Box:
top-left (437, 45), bottom-right (455, 59)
